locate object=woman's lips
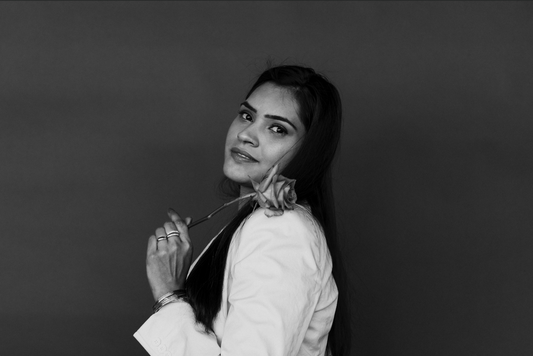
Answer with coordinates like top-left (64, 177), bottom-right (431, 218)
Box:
top-left (230, 147), bottom-right (258, 163)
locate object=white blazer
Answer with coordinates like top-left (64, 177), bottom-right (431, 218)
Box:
top-left (134, 204), bottom-right (338, 356)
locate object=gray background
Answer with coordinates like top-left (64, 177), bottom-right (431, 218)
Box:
top-left (1, 2), bottom-right (532, 355)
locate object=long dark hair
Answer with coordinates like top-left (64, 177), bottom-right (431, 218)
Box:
top-left (186, 65), bottom-right (351, 355)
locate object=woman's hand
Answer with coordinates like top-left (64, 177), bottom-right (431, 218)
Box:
top-left (146, 209), bottom-right (193, 301)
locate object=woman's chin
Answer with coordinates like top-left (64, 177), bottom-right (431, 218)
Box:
top-left (223, 165), bottom-right (257, 185)
top-left (224, 173), bottom-right (253, 187)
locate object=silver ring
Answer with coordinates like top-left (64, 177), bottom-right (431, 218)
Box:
top-left (166, 231), bottom-right (180, 238)
top-left (156, 236), bottom-right (167, 242)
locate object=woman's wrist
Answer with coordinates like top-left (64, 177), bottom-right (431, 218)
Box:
top-left (151, 282), bottom-right (184, 302)
top-left (152, 289), bottom-right (187, 313)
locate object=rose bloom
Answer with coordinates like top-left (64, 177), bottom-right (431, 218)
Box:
top-left (251, 164), bottom-right (297, 217)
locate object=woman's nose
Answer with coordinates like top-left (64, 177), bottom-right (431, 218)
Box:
top-left (237, 124), bottom-right (258, 146)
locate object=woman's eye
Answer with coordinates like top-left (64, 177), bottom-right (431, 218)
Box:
top-left (239, 111), bottom-right (252, 121)
top-left (269, 125), bottom-right (287, 135)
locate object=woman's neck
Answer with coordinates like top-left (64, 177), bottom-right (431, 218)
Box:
top-left (238, 185), bottom-right (254, 209)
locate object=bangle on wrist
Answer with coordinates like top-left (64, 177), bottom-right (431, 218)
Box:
top-left (152, 289), bottom-right (187, 313)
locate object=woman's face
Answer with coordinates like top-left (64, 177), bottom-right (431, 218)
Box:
top-left (223, 82), bottom-right (306, 187)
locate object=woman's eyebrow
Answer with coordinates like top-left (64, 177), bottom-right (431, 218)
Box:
top-left (240, 101), bottom-right (257, 113)
top-left (240, 101), bottom-right (298, 131)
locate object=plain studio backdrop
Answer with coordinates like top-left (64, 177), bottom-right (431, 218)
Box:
top-left (1, 2), bottom-right (532, 355)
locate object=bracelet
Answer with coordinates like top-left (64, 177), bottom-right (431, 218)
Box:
top-left (155, 289), bottom-right (187, 304)
top-left (152, 289), bottom-right (187, 313)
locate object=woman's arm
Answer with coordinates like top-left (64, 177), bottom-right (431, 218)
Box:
top-left (219, 207), bottom-right (326, 355)
top-left (135, 207), bottom-right (333, 356)
top-left (135, 209), bottom-right (221, 356)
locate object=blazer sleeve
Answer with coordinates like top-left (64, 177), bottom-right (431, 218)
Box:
top-left (220, 207), bottom-right (325, 356)
top-left (134, 300), bottom-right (220, 356)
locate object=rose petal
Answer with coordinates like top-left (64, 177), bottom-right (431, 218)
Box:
top-left (270, 183), bottom-right (282, 209)
top-left (265, 208), bottom-right (283, 217)
top-left (287, 189), bottom-right (297, 205)
top-left (277, 187), bottom-right (287, 209)
top-left (256, 191), bottom-right (270, 208)
top-left (249, 164), bottom-right (299, 218)
top-left (258, 164), bottom-right (279, 192)
top-left (250, 178), bottom-right (261, 192)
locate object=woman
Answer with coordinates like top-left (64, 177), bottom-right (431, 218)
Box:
top-left (135, 65), bottom-right (350, 356)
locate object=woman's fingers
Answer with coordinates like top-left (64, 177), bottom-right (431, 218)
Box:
top-left (147, 235), bottom-right (157, 253)
top-left (167, 208), bottom-right (192, 244)
top-left (145, 210), bottom-right (194, 300)
top-left (163, 221), bottom-right (181, 244)
top-left (154, 227), bottom-right (167, 250)
top-left (163, 220), bottom-right (179, 235)
top-left (167, 208), bottom-right (185, 226)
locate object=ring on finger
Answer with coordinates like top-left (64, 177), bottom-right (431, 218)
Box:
top-left (166, 231), bottom-right (180, 238)
top-left (156, 236), bottom-right (167, 242)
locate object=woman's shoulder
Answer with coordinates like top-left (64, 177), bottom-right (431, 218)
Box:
top-left (246, 203), bottom-right (320, 233)
top-left (232, 204), bottom-right (326, 254)
top-left (227, 204), bottom-right (331, 274)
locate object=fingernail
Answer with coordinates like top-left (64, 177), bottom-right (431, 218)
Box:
top-left (168, 208), bottom-right (177, 216)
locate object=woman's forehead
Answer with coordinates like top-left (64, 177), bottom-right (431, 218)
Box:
top-left (247, 83), bottom-right (300, 118)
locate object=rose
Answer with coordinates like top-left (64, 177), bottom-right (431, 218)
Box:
top-left (185, 164), bottom-right (298, 228)
top-left (250, 164), bottom-right (297, 217)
